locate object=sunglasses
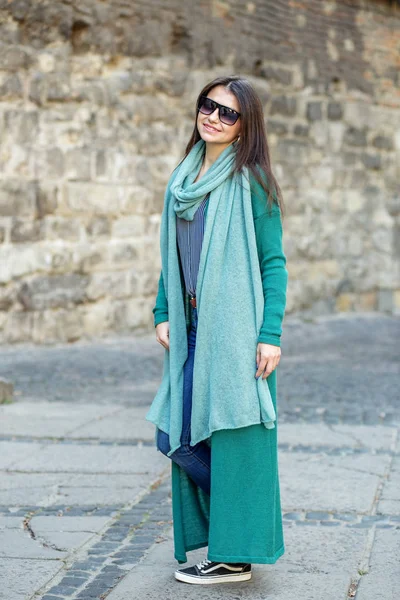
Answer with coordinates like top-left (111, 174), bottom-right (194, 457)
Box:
top-left (197, 95), bottom-right (241, 126)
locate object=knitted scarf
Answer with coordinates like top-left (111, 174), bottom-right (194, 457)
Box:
top-left (146, 138), bottom-right (276, 457)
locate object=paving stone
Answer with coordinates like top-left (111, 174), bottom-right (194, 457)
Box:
top-left (0, 517), bottom-right (23, 529)
top-left (0, 401), bottom-right (119, 437)
top-left (33, 530), bottom-right (96, 552)
top-left (280, 452), bottom-right (390, 513)
top-left (106, 525), bottom-right (368, 600)
top-left (67, 407), bottom-right (155, 441)
top-left (305, 511), bottom-right (331, 520)
top-left (332, 512), bottom-right (357, 521)
top-left (58, 576), bottom-right (87, 585)
top-left (0, 442), bottom-right (43, 469)
top-left (357, 529), bottom-right (399, 599)
top-left (30, 515), bottom-right (110, 532)
top-left (278, 424), bottom-right (397, 451)
top-left (45, 583), bottom-right (78, 594)
top-left (0, 558), bottom-right (61, 600)
top-left (378, 456), bottom-right (400, 516)
top-left (71, 560), bottom-right (102, 571)
top-left (0, 529), bottom-right (68, 559)
top-left (10, 442), bottom-right (168, 476)
top-left (0, 471), bottom-right (89, 505)
top-left (282, 512), bottom-right (304, 520)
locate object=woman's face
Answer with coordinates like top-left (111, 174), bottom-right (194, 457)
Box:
top-left (197, 85), bottom-right (241, 146)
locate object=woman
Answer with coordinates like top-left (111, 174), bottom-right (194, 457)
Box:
top-left (145, 75), bottom-right (288, 585)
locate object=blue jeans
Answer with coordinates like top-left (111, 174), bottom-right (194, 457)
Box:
top-left (156, 306), bottom-right (212, 495)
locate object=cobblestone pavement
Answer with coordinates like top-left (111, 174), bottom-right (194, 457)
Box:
top-left (1, 313), bottom-right (399, 424)
top-left (0, 312), bottom-right (399, 600)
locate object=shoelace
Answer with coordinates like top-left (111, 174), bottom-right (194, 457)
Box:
top-left (196, 558), bottom-right (213, 571)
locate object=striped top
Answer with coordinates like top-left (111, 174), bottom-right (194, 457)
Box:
top-left (176, 193), bottom-right (210, 297)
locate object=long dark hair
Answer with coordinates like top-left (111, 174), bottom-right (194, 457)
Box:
top-left (176, 75), bottom-right (285, 219)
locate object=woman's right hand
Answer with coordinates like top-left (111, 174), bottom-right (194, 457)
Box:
top-left (155, 321), bottom-right (170, 350)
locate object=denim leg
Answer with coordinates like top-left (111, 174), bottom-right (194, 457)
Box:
top-left (157, 307), bottom-right (211, 495)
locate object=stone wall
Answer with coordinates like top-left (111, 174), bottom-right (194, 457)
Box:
top-left (0, 0), bottom-right (399, 343)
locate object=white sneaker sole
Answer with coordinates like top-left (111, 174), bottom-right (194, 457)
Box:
top-left (174, 570), bottom-right (252, 584)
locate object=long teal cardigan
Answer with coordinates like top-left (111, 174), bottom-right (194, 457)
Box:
top-left (153, 173), bottom-right (288, 564)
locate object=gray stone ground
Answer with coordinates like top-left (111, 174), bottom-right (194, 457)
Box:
top-left (0, 312), bottom-right (399, 600)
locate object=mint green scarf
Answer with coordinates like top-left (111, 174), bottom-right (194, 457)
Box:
top-left (146, 138), bottom-right (276, 457)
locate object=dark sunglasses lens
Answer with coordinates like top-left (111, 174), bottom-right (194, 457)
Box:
top-left (198, 97), bottom-right (215, 114)
top-left (220, 108), bottom-right (239, 125)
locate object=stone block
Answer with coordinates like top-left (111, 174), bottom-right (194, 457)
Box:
top-left (356, 291), bottom-right (377, 311)
top-left (372, 134), bottom-right (393, 150)
top-left (130, 268), bottom-right (157, 296)
top-left (336, 293), bottom-right (353, 311)
top-left (0, 43), bottom-right (32, 71)
top-left (65, 147), bottom-right (91, 180)
top-left (267, 120), bottom-right (289, 135)
top-left (1, 311), bottom-right (34, 343)
top-left (0, 283), bottom-right (17, 310)
top-left (293, 123), bottom-right (309, 137)
top-left (109, 241), bottom-right (140, 267)
top-left (0, 179), bottom-right (38, 218)
top-left (36, 182), bottom-right (59, 217)
top-left (344, 126), bottom-right (367, 147)
top-left (86, 271), bottom-right (130, 301)
top-left (276, 139), bottom-right (312, 165)
top-left (32, 308), bottom-right (84, 343)
top-left (34, 147), bottom-right (64, 178)
top-left (4, 109), bottom-right (39, 144)
top-left (47, 244), bottom-right (75, 273)
top-left (377, 289), bottom-right (393, 313)
top-left (0, 245), bottom-right (49, 283)
top-left (73, 243), bottom-right (110, 273)
top-left (361, 153), bottom-right (381, 170)
top-left (113, 297), bottom-right (149, 331)
top-left (260, 65), bottom-right (292, 85)
top-left (306, 101), bottom-right (322, 121)
top-left (17, 273), bottom-right (89, 310)
top-left (81, 299), bottom-right (114, 335)
top-left (0, 378), bottom-right (13, 403)
top-left (10, 218), bottom-right (44, 243)
top-left (63, 183), bottom-right (122, 215)
top-left (327, 102), bottom-right (343, 120)
top-left (328, 121), bottom-right (346, 152)
top-left (112, 215), bottom-right (148, 238)
top-left (270, 95), bottom-right (297, 116)
top-left (43, 216), bottom-right (82, 241)
top-left (119, 186), bottom-right (157, 216)
top-left (29, 72), bottom-right (71, 105)
top-left (0, 72), bottom-right (23, 99)
top-left (28, 72), bottom-right (47, 106)
top-left (86, 216), bottom-right (111, 239)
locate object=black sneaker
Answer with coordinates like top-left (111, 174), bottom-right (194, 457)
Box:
top-left (174, 558), bottom-right (252, 584)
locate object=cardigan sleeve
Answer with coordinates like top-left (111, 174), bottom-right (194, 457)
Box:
top-left (153, 269), bottom-right (169, 327)
top-left (250, 172), bottom-right (288, 347)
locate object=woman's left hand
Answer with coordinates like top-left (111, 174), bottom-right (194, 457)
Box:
top-left (255, 343), bottom-right (281, 379)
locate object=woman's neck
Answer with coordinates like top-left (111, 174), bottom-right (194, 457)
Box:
top-left (195, 141), bottom-right (234, 182)
top-left (203, 141), bottom-right (232, 169)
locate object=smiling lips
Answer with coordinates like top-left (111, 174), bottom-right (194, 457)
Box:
top-left (204, 123), bottom-right (220, 132)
